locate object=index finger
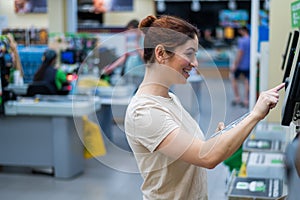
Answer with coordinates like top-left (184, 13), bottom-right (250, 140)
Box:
top-left (270, 82), bottom-right (286, 92)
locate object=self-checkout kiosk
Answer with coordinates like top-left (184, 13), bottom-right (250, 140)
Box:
top-left (280, 29), bottom-right (300, 199)
top-left (227, 30), bottom-right (300, 200)
top-left (281, 30), bottom-right (300, 128)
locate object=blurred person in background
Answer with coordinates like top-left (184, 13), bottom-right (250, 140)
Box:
top-left (6, 34), bottom-right (23, 83)
top-left (230, 26), bottom-right (250, 108)
top-left (102, 19), bottom-right (145, 88)
top-left (200, 28), bottom-right (214, 49)
top-left (33, 49), bottom-right (68, 94)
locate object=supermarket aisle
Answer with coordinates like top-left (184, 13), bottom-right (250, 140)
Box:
top-left (0, 78), bottom-right (248, 200)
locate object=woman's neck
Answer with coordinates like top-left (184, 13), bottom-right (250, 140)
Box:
top-left (136, 64), bottom-right (172, 98)
top-left (137, 82), bottom-right (170, 98)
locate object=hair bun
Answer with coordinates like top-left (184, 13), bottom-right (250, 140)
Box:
top-left (139, 15), bottom-right (157, 34)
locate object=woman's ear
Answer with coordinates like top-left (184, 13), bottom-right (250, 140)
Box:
top-left (154, 44), bottom-right (166, 64)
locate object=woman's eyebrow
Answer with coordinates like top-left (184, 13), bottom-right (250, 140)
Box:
top-left (185, 47), bottom-right (197, 52)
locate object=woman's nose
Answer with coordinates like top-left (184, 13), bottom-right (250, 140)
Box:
top-left (189, 60), bottom-right (198, 68)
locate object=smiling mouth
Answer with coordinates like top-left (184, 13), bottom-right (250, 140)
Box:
top-left (183, 69), bottom-right (190, 77)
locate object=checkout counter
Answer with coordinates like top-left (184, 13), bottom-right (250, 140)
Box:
top-left (0, 94), bottom-right (101, 179)
top-left (1, 72), bottom-right (203, 178)
top-left (76, 77), bottom-right (133, 141)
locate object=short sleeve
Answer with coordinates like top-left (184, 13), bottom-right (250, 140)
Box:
top-left (56, 69), bottom-right (67, 82)
top-left (238, 38), bottom-right (246, 52)
top-left (237, 38), bottom-right (243, 50)
top-left (126, 103), bottom-right (179, 153)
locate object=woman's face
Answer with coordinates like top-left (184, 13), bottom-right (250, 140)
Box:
top-left (164, 36), bottom-right (199, 83)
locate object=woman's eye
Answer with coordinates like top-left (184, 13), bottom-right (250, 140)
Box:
top-left (185, 52), bottom-right (195, 58)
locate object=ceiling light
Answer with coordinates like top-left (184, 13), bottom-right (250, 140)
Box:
top-left (157, 0), bottom-right (166, 12)
top-left (191, 0), bottom-right (201, 12)
top-left (228, 0), bottom-right (237, 10)
top-left (263, 0), bottom-right (270, 10)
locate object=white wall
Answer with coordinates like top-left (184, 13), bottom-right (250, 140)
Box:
top-left (48, 0), bottom-right (66, 33)
top-left (0, 1), bottom-right (48, 29)
top-left (267, 0), bottom-right (294, 122)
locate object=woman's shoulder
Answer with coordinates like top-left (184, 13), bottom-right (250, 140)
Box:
top-left (133, 93), bottom-right (177, 102)
top-left (128, 94), bottom-right (172, 110)
top-left (130, 94), bottom-right (162, 106)
top-left (127, 93), bottom-right (183, 118)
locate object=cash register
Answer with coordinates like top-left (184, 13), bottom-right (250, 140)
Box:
top-left (0, 45), bottom-right (101, 178)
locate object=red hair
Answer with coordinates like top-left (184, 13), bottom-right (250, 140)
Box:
top-left (139, 15), bottom-right (199, 63)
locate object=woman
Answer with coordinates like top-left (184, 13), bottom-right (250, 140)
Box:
top-left (102, 19), bottom-right (145, 88)
top-left (33, 49), bottom-right (67, 94)
top-left (124, 15), bottom-right (285, 199)
top-left (7, 33), bottom-right (23, 77)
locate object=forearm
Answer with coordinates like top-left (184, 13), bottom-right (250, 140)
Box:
top-left (103, 54), bottom-right (127, 74)
top-left (165, 83), bottom-right (284, 169)
top-left (199, 112), bottom-right (260, 164)
top-left (159, 112), bottom-right (261, 169)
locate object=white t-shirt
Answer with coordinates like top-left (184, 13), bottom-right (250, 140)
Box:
top-left (125, 92), bottom-right (208, 200)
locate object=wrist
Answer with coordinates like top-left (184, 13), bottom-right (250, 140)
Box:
top-left (248, 111), bottom-right (263, 121)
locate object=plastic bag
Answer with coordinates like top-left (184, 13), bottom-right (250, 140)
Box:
top-left (83, 116), bottom-right (106, 159)
top-left (223, 145), bottom-right (243, 173)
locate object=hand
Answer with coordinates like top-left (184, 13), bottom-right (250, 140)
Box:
top-left (101, 66), bottom-right (110, 75)
top-left (215, 122), bottom-right (225, 132)
top-left (252, 83), bottom-right (285, 120)
top-left (230, 63), bottom-right (237, 73)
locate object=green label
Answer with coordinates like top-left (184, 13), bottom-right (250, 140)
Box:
top-left (271, 159), bottom-right (283, 164)
top-left (291, 0), bottom-right (300, 28)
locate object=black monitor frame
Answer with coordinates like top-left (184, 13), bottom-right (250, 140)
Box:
top-left (281, 31), bottom-right (300, 126)
top-left (282, 30), bottom-right (299, 83)
top-left (281, 32), bottom-right (292, 71)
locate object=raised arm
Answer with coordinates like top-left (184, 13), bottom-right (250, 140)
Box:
top-left (157, 83), bottom-right (285, 169)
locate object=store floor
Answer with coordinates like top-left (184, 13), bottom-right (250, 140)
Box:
top-left (0, 78), bottom-right (249, 200)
